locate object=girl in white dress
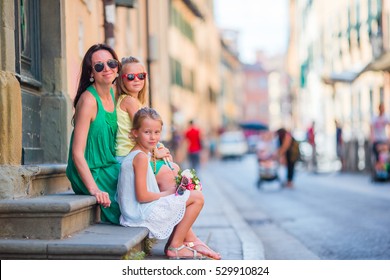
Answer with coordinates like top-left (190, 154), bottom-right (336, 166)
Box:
top-left (116, 58), bottom-right (221, 260)
top-left (117, 107), bottom-right (214, 259)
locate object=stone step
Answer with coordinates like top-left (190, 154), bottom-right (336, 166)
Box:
top-left (0, 192), bottom-right (98, 239)
top-left (0, 223), bottom-right (150, 259)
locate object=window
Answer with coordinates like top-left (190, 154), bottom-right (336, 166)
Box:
top-left (170, 57), bottom-right (183, 87)
top-left (15, 0), bottom-right (41, 87)
top-left (115, 0), bottom-right (137, 8)
top-left (170, 6), bottom-right (194, 42)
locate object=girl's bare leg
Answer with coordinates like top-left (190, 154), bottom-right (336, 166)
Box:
top-left (165, 191), bottom-right (204, 258)
top-left (184, 228), bottom-right (198, 242)
top-left (183, 228), bottom-right (221, 260)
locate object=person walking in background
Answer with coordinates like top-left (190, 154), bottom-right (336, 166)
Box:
top-left (116, 108), bottom-right (221, 259)
top-left (184, 120), bottom-right (203, 170)
top-left (208, 131), bottom-right (218, 159)
top-left (275, 128), bottom-right (300, 188)
top-left (306, 121), bottom-right (317, 171)
top-left (370, 103), bottom-right (390, 162)
top-left (66, 43), bottom-right (121, 224)
top-left (335, 120), bottom-right (344, 171)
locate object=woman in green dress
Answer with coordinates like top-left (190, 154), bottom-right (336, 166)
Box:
top-left (66, 43), bottom-right (121, 224)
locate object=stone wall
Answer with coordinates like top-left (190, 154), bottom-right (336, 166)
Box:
top-left (0, 1), bottom-right (71, 200)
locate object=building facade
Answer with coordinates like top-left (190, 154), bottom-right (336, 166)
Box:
top-left (288, 0), bottom-right (390, 171)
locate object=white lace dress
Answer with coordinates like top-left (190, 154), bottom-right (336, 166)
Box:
top-left (116, 150), bottom-right (190, 239)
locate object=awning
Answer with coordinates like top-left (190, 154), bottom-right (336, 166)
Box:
top-left (322, 71), bottom-right (360, 84)
top-left (323, 50), bottom-right (390, 85)
top-left (362, 51), bottom-right (390, 72)
top-left (239, 121), bottom-right (268, 131)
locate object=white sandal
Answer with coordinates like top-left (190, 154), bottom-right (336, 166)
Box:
top-left (185, 240), bottom-right (222, 260)
top-left (167, 245), bottom-right (204, 260)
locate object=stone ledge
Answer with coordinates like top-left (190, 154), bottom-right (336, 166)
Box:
top-left (28, 164), bottom-right (68, 177)
top-left (28, 164), bottom-right (71, 197)
top-left (0, 192), bottom-right (94, 213)
top-left (0, 224), bottom-right (150, 260)
top-left (0, 192), bottom-right (96, 212)
top-left (0, 193), bottom-right (97, 239)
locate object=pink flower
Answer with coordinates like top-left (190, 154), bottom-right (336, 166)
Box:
top-left (175, 168), bottom-right (203, 195)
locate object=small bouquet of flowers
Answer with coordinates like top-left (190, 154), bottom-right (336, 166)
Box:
top-left (175, 169), bottom-right (202, 196)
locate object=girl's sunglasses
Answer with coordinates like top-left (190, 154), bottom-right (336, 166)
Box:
top-left (122, 72), bottom-right (147, 81)
top-left (176, 185), bottom-right (186, 196)
top-left (93, 59), bottom-right (119, 72)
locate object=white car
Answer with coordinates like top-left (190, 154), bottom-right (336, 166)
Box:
top-left (218, 131), bottom-right (249, 159)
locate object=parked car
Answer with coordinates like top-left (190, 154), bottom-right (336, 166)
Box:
top-left (218, 131), bottom-right (249, 160)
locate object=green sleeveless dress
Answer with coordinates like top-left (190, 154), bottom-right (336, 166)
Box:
top-left (66, 85), bottom-right (121, 224)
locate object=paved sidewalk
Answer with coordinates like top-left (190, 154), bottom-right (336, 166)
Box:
top-left (147, 166), bottom-right (265, 260)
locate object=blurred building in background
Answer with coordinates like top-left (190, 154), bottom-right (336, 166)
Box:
top-left (242, 59), bottom-right (269, 126)
top-left (240, 51), bottom-right (291, 134)
top-left (218, 30), bottom-right (243, 130)
top-left (261, 53), bottom-right (292, 132)
top-left (288, 0), bottom-right (390, 172)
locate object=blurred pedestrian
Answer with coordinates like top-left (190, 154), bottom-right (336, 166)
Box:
top-left (184, 120), bottom-right (203, 170)
top-left (306, 121), bottom-right (317, 171)
top-left (370, 103), bottom-right (390, 162)
top-left (275, 128), bottom-right (300, 188)
top-left (335, 120), bottom-right (344, 170)
top-left (208, 131), bottom-right (218, 159)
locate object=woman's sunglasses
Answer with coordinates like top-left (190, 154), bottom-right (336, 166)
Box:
top-left (93, 59), bottom-right (119, 72)
top-left (122, 72), bottom-right (147, 81)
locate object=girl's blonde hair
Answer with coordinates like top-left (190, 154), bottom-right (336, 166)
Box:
top-left (117, 56), bottom-right (148, 105)
top-left (132, 107), bottom-right (163, 131)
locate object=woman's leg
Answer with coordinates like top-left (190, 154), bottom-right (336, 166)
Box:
top-left (166, 191), bottom-right (204, 258)
top-left (286, 157), bottom-right (295, 186)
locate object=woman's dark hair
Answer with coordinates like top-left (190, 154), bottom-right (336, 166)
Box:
top-left (73, 43), bottom-right (121, 108)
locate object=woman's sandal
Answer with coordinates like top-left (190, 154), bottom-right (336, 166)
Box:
top-left (184, 240), bottom-right (222, 260)
top-left (167, 245), bottom-right (205, 260)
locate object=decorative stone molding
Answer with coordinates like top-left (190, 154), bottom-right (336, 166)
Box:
top-left (0, 164), bottom-right (71, 199)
